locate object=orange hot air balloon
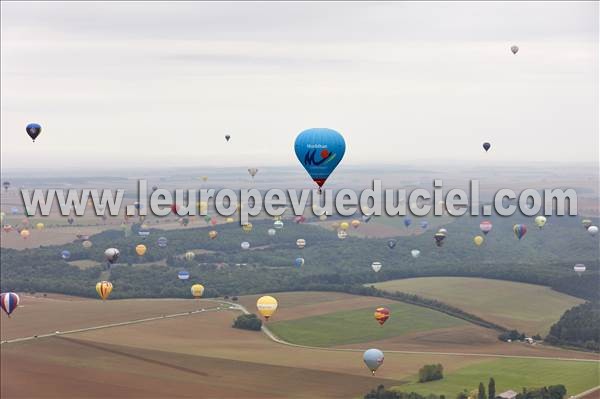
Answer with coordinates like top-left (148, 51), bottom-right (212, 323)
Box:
top-left (374, 307), bottom-right (390, 326)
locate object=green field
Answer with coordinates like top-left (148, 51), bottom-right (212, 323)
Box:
top-left (267, 301), bottom-right (467, 347)
top-left (372, 277), bottom-right (584, 335)
top-left (394, 358), bottom-right (599, 397)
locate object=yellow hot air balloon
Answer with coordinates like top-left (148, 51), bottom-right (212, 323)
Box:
top-left (185, 251), bottom-right (195, 261)
top-left (96, 281), bottom-right (113, 300)
top-left (20, 229), bottom-right (30, 239)
top-left (225, 217), bottom-right (234, 223)
top-left (256, 295), bottom-right (278, 321)
top-left (191, 283), bottom-right (204, 298)
top-left (198, 201), bottom-right (209, 213)
top-left (473, 235), bottom-right (484, 247)
top-left (135, 244), bottom-right (147, 256)
top-left (534, 216), bottom-right (547, 229)
top-left (351, 220), bottom-right (361, 229)
top-left (242, 223), bottom-right (253, 233)
top-left (208, 230), bottom-right (218, 239)
top-left (340, 222), bottom-right (350, 231)
top-left (35, 222), bottom-right (44, 230)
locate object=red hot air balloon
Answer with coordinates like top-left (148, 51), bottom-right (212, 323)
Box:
top-left (374, 307), bottom-right (390, 326)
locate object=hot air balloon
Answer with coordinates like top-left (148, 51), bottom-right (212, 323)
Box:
top-left (294, 128), bottom-right (345, 189)
top-left (473, 235), bottom-right (484, 247)
top-left (582, 219), bottom-right (592, 229)
top-left (337, 230), bottom-right (348, 240)
top-left (191, 284), bottom-right (204, 298)
top-left (387, 239), bottom-right (397, 249)
top-left (267, 228), bottom-right (276, 237)
top-left (362, 214), bottom-right (372, 223)
top-left (294, 215), bottom-right (306, 224)
top-left (374, 307), bottom-right (390, 326)
top-left (241, 241), bottom-right (250, 250)
top-left (157, 237), bottom-right (168, 247)
top-left (0, 212), bottom-right (4, 223)
top-left (210, 217), bottom-right (218, 226)
top-left (67, 217), bottom-right (74, 225)
top-left (96, 281), bottom-right (113, 300)
top-left (225, 134), bottom-right (231, 142)
top-left (178, 271), bottom-right (190, 280)
top-left (82, 240), bottom-right (93, 248)
top-left (420, 220), bottom-right (429, 229)
top-left (35, 222), bottom-right (44, 230)
top-left (573, 264), bottom-right (586, 276)
top-left (248, 168), bottom-right (259, 179)
top-left (351, 220), bottom-right (361, 229)
top-left (26, 123), bottom-right (42, 142)
top-left (434, 232), bottom-right (446, 247)
top-left (2, 225), bottom-right (13, 233)
top-left (295, 257), bottom-right (305, 268)
top-left (331, 222), bottom-right (340, 230)
top-left (483, 142), bottom-right (491, 152)
top-left (242, 223), bottom-right (253, 233)
top-left (404, 218), bottom-right (412, 228)
top-left (226, 217), bottom-right (234, 223)
top-left (534, 216), bottom-right (547, 229)
top-left (20, 229), bottom-right (30, 239)
top-left (588, 226), bottom-right (598, 237)
top-left (61, 250), bottom-right (71, 260)
top-left (340, 222), bottom-right (350, 231)
top-left (203, 215), bottom-right (212, 225)
top-left (296, 238), bottom-right (306, 249)
top-left (2, 181), bottom-right (10, 191)
top-left (511, 45), bottom-right (519, 55)
top-left (480, 220), bottom-right (493, 235)
top-left (1, 293), bottom-right (20, 317)
top-left (11, 207), bottom-right (19, 215)
top-left (209, 230), bottom-right (218, 240)
top-left (256, 295), bottom-right (278, 320)
top-left (152, 185), bottom-right (159, 192)
top-left (202, 176), bottom-right (208, 182)
top-left (363, 349), bottom-right (384, 375)
top-left (104, 248), bottom-right (120, 266)
top-left (513, 224), bottom-right (527, 240)
top-left (184, 251), bottom-right (195, 261)
top-left (438, 228), bottom-right (448, 235)
top-left (274, 220), bottom-right (284, 229)
top-left (411, 249), bottom-right (420, 258)
top-left (135, 244), bottom-right (147, 256)
top-left (371, 262), bottom-right (382, 273)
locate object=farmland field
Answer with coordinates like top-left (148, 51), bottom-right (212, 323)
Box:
top-left (394, 358), bottom-right (600, 397)
top-left (1, 293), bottom-right (598, 398)
top-left (372, 277), bottom-right (585, 335)
top-left (267, 301), bottom-right (467, 347)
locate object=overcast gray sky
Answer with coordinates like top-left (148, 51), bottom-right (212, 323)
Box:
top-left (1, 1), bottom-right (597, 170)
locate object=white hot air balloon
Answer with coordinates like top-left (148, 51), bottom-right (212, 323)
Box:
top-left (573, 264), bottom-right (586, 276)
top-left (371, 262), bottom-right (382, 273)
top-left (588, 226), bottom-right (598, 237)
top-left (411, 249), bottom-right (421, 258)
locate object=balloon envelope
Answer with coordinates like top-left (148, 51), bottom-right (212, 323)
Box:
top-left (513, 224), bottom-right (527, 240)
top-left (363, 349), bottom-right (384, 374)
top-left (96, 281), bottom-right (113, 300)
top-left (483, 142), bottom-right (491, 152)
top-left (296, 238), bottom-right (306, 249)
top-left (534, 216), bottom-right (547, 229)
top-left (191, 284), bottom-right (204, 298)
top-left (295, 257), bottom-right (305, 268)
top-left (294, 128), bottom-right (345, 188)
top-left (511, 45), bottom-right (519, 54)
top-left (26, 123), bottom-right (42, 141)
top-left (178, 271), bottom-right (190, 280)
top-left (104, 248), bottom-right (120, 263)
top-left (256, 295), bottom-right (278, 320)
top-left (135, 244), bottom-right (147, 256)
top-left (588, 226), bottom-right (598, 237)
top-left (1, 292), bottom-right (20, 316)
top-left (574, 264), bottom-right (586, 275)
top-left (157, 237), bottom-right (168, 247)
top-left (387, 239), bottom-right (397, 249)
top-left (480, 220), bottom-right (493, 235)
top-left (374, 307), bottom-right (390, 326)
top-left (473, 235), bottom-right (484, 246)
top-left (371, 262), bottom-right (382, 272)
top-left (61, 250), bottom-right (71, 260)
top-left (411, 249), bottom-right (420, 258)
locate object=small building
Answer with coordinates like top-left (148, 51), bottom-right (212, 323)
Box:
top-left (497, 390), bottom-right (518, 399)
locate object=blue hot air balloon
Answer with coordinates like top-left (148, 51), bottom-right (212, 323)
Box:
top-left (295, 257), bottom-right (305, 268)
top-left (61, 250), bottom-right (71, 260)
top-left (26, 123), bottom-right (42, 142)
top-left (294, 128), bottom-right (345, 189)
top-left (178, 271), bottom-right (190, 280)
top-left (404, 217), bottom-right (412, 228)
